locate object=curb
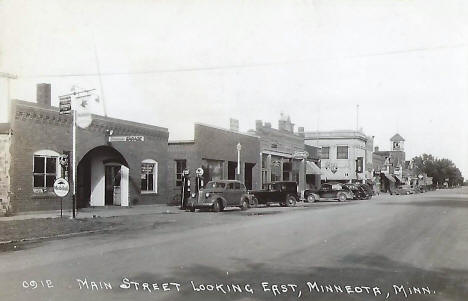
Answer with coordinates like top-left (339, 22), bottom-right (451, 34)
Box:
top-left (0, 228), bottom-right (114, 246)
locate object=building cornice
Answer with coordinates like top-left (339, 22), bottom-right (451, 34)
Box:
top-left (12, 100), bottom-right (169, 140)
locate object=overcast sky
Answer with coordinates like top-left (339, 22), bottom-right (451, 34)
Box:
top-left (1, 0), bottom-right (467, 177)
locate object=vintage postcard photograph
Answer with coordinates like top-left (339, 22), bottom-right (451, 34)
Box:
top-left (0, 0), bottom-right (467, 300)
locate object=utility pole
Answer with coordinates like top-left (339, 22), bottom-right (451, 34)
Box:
top-left (58, 87), bottom-right (97, 218)
top-left (356, 104), bottom-right (360, 132)
top-left (237, 143), bottom-right (242, 178)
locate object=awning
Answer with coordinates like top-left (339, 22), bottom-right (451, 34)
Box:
top-left (306, 161), bottom-right (322, 175)
top-left (394, 175), bottom-right (403, 183)
top-left (384, 174), bottom-right (396, 182)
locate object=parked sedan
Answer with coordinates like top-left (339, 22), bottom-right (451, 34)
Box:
top-left (310, 183), bottom-right (355, 202)
top-left (342, 184), bottom-right (367, 200)
top-left (394, 185), bottom-right (415, 195)
top-left (188, 180), bottom-right (253, 212)
top-left (358, 183), bottom-right (374, 199)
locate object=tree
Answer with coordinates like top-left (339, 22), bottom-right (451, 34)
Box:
top-left (411, 154), bottom-right (464, 187)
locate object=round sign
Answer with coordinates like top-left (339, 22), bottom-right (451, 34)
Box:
top-left (196, 167), bottom-right (204, 176)
top-left (59, 154), bottom-right (68, 166)
top-left (236, 143), bottom-right (242, 151)
top-left (53, 178), bottom-right (70, 197)
top-left (75, 103), bottom-right (92, 129)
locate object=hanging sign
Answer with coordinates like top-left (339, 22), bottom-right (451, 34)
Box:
top-left (59, 96), bottom-right (72, 115)
top-left (293, 151), bottom-right (309, 160)
top-left (75, 104), bottom-right (92, 129)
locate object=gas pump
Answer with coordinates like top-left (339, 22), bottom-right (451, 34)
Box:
top-left (180, 169), bottom-right (191, 210)
top-left (195, 167), bottom-right (204, 195)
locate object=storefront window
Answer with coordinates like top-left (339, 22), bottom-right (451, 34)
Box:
top-left (141, 160), bottom-right (158, 193)
top-left (175, 160), bottom-right (186, 187)
top-left (271, 156), bottom-right (281, 182)
top-left (33, 155), bottom-right (57, 188)
top-left (32, 150), bottom-right (61, 191)
top-left (202, 159), bottom-right (224, 183)
top-left (282, 161), bottom-right (291, 181)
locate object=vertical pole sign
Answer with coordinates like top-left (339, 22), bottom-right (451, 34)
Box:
top-left (53, 178), bottom-right (69, 217)
top-left (59, 87), bottom-right (97, 218)
top-left (236, 143), bottom-right (242, 176)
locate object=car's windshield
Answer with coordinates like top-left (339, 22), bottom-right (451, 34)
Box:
top-left (205, 182), bottom-right (226, 189)
top-left (346, 185), bottom-right (358, 190)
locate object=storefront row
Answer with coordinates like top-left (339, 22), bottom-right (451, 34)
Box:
top-left (0, 85), bottom-right (322, 214)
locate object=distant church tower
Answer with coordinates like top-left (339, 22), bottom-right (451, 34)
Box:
top-left (390, 133), bottom-right (406, 168)
top-left (390, 133), bottom-right (405, 151)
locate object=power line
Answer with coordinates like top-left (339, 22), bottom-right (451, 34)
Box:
top-left (15, 43), bottom-right (467, 79)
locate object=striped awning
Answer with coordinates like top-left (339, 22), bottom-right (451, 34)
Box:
top-left (306, 161), bottom-right (322, 175)
top-left (384, 173), bottom-right (396, 182)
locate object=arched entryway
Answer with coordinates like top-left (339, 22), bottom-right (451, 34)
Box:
top-left (77, 146), bottom-right (129, 208)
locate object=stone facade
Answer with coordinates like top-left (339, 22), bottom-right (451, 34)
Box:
top-left (305, 130), bottom-right (369, 183)
top-left (0, 125), bottom-right (12, 215)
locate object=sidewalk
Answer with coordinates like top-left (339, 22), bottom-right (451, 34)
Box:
top-left (0, 204), bottom-right (180, 221)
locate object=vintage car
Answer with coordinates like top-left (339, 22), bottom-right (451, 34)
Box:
top-left (188, 180), bottom-right (254, 212)
top-left (343, 183), bottom-right (368, 200)
top-left (310, 183), bottom-right (355, 202)
top-left (394, 185), bottom-right (415, 195)
top-left (248, 181), bottom-right (299, 207)
top-left (358, 183), bottom-right (374, 199)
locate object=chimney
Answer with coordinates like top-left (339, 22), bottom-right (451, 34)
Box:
top-left (297, 126), bottom-right (305, 137)
top-left (37, 83), bottom-right (51, 107)
top-left (278, 120), bottom-right (286, 132)
top-left (229, 118), bottom-right (239, 132)
top-left (255, 120), bottom-right (262, 131)
top-left (374, 146), bottom-right (379, 152)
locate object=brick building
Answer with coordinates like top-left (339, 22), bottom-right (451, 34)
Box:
top-left (373, 133), bottom-right (407, 192)
top-left (167, 123), bottom-right (261, 202)
top-left (0, 84), bottom-right (169, 214)
top-left (249, 115), bottom-right (321, 195)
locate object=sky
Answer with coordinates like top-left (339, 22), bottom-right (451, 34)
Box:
top-left (1, 0), bottom-right (467, 177)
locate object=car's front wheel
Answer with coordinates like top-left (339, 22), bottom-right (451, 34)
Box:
top-left (307, 194), bottom-right (315, 202)
top-left (241, 199), bottom-right (249, 210)
top-left (250, 197), bottom-right (258, 208)
top-left (286, 195), bottom-right (297, 207)
top-left (337, 193), bottom-right (347, 202)
top-left (212, 200), bottom-right (221, 212)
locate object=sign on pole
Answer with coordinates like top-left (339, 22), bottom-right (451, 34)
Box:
top-left (54, 178), bottom-right (70, 197)
top-left (54, 178), bottom-right (69, 218)
top-left (196, 168), bottom-right (204, 176)
top-left (59, 96), bottom-right (72, 115)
